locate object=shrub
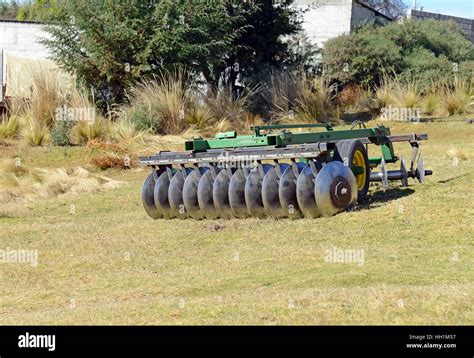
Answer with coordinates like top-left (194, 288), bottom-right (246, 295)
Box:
top-left (292, 77), bottom-right (337, 122)
top-left (187, 103), bottom-right (214, 131)
top-left (110, 118), bottom-right (143, 143)
top-left (422, 92), bottom-right (439, 116)
top-left (441, 79), bottom-right (474, 116)
top-left (323, 19), bottom-right (474, 90)
top-left (21, 117), bottom-right (50, 146)
top-left (50, 120), bottom-right (74, 146)
top-left (0, 116), bottom-right (20, 139)
top-left (336, 83), bottom-right (361, 109)
top-left (122, 69), bottom-right (257, 134)
top-left (124, 70), bottom-right (195, 135)
top-left (269, 73), bottom-right (336, 123)
top-left (268, 72), bottom-right (300, 119)
top-left (392, 80), bottom-right (422, 109)
top-left (374, 78), bottom-right (395, 111)
top-left (27, 65), bottom-right (72, 127)
top-left (204, 87), bottom-right (257, 130)
top-left (356, 88), bottom-right (380, 115)
top-left (70, 118), bottom-right (110, 145)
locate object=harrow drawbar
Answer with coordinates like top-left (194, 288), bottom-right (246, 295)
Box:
top-left (139, 123), bottom-right (432, 220)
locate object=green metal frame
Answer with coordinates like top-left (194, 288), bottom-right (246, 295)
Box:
top-left (184, 123), bottom-right (396, 165)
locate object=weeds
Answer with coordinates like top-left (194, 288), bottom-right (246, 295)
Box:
top-left (123, 69), bottom-right (194, 135)
top-left (441, 78), bottom-right (473, 116)
top-left (0, 116), bottom-right (20, 139)
top-left (269, 73), bottom-right (336, 123)
top-left (70, 118), bottom-right (110, 145)
top-left (20, 117), bottom-right (50, 146)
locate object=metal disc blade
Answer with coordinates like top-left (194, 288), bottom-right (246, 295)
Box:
top-left (154, 170), bottom-right (174, 216)
top-left (168, 168), bottom-right (192, 216)
top-left (400, 157), bottom-right (408, 187)
top-left (262, 163), bottom-right (290, 218)
top-left (417, 154), bottom-right (425, 183)
top-left (245, 164), bottom-right (272, 217)
top-left (183, 167), bottom-right (209, 218)
top-left (314, 161), bottom-right (357, 217)
top-left (279, 162), bottom-right (306, 218)
top-left (296, 164), bottom-right (320, 218)
top-left (381, 158), bottom-right (388, 188)
top-left (212, 169), bottom-right (233, 215)
top-left (229, 168), bottom-right (249, 217)
top-left (198, 167), bottom-right (222, 218)
top-left (142, 172), bottom-right (161, 219)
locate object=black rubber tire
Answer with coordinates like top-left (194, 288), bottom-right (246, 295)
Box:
top-left (335, 139), bottom-right (370, 202)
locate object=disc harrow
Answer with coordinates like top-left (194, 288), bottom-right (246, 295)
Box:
top-left (140, 123), bottom-right (432, 219)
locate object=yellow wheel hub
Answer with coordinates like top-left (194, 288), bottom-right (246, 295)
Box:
top-left (352, 150), bottom-right (367, 191)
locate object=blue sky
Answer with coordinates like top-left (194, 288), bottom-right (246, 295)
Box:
top-left (414, 0), bottom-right (474, 19)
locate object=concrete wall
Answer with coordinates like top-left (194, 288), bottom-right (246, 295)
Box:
top-left (294, 0), bottom-right (392, 48)
top-left (294, 0), bottom-right (354, 48)
top-left (0, 20), bottom-right (58, 99)
top-left (409, 9), bottom-right (474, 43)
top-left (0, 20), bottom-right (52, 99)
top-left (0, 20), bottom-right (51, 59)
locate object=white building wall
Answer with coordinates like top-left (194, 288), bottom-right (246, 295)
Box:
top-left (0, 21), bottom-right (63, 99)
top-left (294, 0), bottom-right (354, 48)
top-left (294, 0), bottom-right (392, 48)
top-left (0, 21), bottom-right (51, 59)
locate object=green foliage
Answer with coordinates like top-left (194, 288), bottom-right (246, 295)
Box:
top-left (0, 0), bottom-right (61, 21)
top-left (16, 0), bottom-right (62, 21)
top-left (323, 19), bottom-right (474, 91)
top-left (0, 115), bottom-right (20, 139)
top-left (441, 78), bottom-right (473, 116)
top-left (43, 0), bottom-right (301, 110)
top-left (50, 119), bottom-right (74, 146)
top-left (0, 0), bottom-right (19, 20)
top-left (122, 69), bottom-right (195, 135)
top-left (70, 118), bottom-right (110, 145)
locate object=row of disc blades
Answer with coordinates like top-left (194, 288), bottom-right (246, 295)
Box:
top-left (143, 160), bottom-right (358, 219)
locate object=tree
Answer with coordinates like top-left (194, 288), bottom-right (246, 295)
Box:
top-left (16, 0), bottom-right (62, 22)
top-left (322, 18), bottom-right (474, 90)
top-left (43, 0), bottom-right (301, 109)
top-left (0, 0), bottom-right (19, 20)
top-left (220, 0), bottom-right (301, 93)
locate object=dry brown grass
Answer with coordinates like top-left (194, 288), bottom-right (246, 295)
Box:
top-left (0, 115), bottom-right (20, 139)
top-left (70, 117), bottom-right (110, 145)
top-left (26, 66), bottom-right (70, 127)
top-left (270, 73), bottom-right (337, 123)
top-left (86, 139), bottom-right (136, 170)
top-left (0, 117), bottom-right (473, 324)
top-left (109, 118), bottom-right (144, 144)
top-left (123, 69), bottom-right (196, 135)
top-left (20, 117), bottom-right (50, 146)
top-left (0, 159), bottom-right (125, 209)
top-left (4, 66), bottom-right (98, 147)
top-left (90, 153), bottom-right (134, 170)
top-left (392, 80), bottom-right (422, 109)
top-left (204, 87), bottom-right (258, 130)
top-left (441, 78), bottom-right (473, 116)
top-left (422, 91), bottom-right (439, 116)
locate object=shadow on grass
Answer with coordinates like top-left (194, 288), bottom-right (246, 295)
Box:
top-left (438, 173), bottom-right (469, 184)
top-left (352, 187), bottom-right (415, 212)
top-left (340, 112), bottom-right (375, 125)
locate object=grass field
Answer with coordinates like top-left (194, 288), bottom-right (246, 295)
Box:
top-left (1, 117), bottom-right (473, 325)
